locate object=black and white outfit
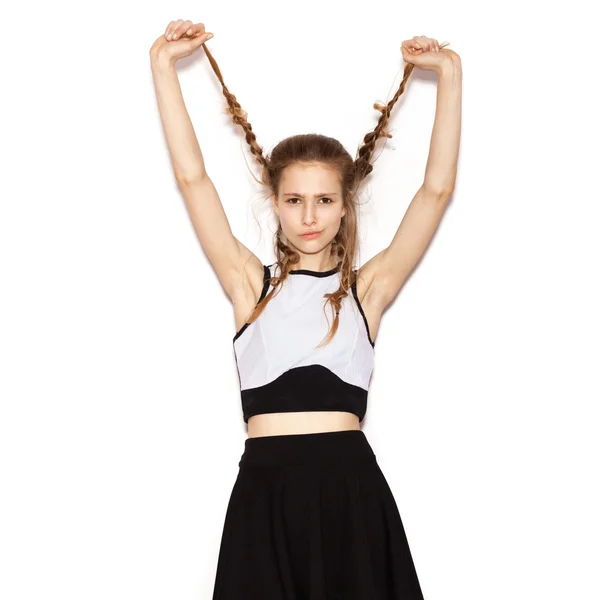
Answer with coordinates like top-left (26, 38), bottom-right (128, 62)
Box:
top-left (212, 262), bottom-right (425, 600)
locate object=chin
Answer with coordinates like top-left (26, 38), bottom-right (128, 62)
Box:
top-left (291, 237), bottom-right (321, 252)
top-left (297, 235), bottom-right (326, 245)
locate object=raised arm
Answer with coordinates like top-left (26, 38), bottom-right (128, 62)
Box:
top-left (149, 20), bottom-right (263, 301)
top-left (360, 37), bottom-right (462, 309)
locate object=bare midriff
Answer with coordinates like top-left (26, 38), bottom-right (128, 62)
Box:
top-left (247, 411), bottom-right (361, 438)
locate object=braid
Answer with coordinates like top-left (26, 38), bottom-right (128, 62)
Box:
top-left (202, 44), bottom-right (268, 173)
top-left (354, 40), bottom-right (451, 183)
top-left (353, 62), bottom-right (413, 182)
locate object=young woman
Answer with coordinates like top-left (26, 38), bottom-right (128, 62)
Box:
top-left (150, 20), bottom-right (461, 600)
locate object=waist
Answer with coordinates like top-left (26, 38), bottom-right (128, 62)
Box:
top-left (239, 428), bottom-right (375, 468)
top-left (247, 410), bottom-right (360, 438)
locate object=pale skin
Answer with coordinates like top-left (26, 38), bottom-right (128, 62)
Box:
top-left (150, 22), bottom-right (462, 437)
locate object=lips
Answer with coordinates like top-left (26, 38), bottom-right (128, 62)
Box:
top-left (300, 230), bottom-right (322, 238)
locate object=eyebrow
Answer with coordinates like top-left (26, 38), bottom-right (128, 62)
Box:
top-left (283, 192), bottom-right (339, 197)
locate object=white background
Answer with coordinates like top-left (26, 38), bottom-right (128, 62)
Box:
top-left (1, 1), bottom-right (598, 599)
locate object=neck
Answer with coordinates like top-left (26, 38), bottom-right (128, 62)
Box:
top-left (292, 260), bottom-right (337, 272)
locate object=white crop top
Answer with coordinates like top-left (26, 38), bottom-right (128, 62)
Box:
top-left (233, 262), bottom-right (375, 423)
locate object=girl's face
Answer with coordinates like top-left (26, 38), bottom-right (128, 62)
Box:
top-left (273, 163), bottom-right (346, 254)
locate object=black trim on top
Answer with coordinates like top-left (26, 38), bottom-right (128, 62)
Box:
top-left (351, 270), bottom-right (375, 348)
top-left (289, 263), bottom-right (340, 277)
top-left (241, 364), bottom-right (368, 423)
top-left (232, 264), bottom-right (272, 343)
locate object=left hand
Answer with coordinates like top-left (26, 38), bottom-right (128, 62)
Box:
top-left (401, 36), bottom-right (459, 73)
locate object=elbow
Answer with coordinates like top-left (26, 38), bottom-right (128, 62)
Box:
top-left (175, 170), bottom-right (209, 185)
top-left (439, 187), bottom-right (455, 202)
top-left (422, 181), bottom-right (455, 202)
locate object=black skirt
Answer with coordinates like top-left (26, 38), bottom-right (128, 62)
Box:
top-left (211, 429), bottom-right (425, 600)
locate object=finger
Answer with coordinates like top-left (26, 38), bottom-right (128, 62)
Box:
top-left (416, 36), bottom-right (432, 52)
top-left (191, 32), bottom-right (213, 47)
top-left (170, 19), bottom-right (185, 40)
top-left (191, 23), bottom-right (207, 37)
top-left (412, 36), bottom-right (422, 50)
top-left (186, 22), bottom-right (203, 36)
top-left (180, 20), bottom-right (194, 37)
top-left (171, 19), bottom-right (192, 40)
top-left (166, 19), bottom-right (183, 40)
top-left (189, 30), bottom-right (213, 44)
top-left (165, 21), bottom-right (176, 38)
top-left (414, 36), bottom-right (431, 52)
top-left (180, 20), bottom-right (194, 38)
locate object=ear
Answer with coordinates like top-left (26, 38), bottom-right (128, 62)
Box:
top-left (271, 193), bottom-right (279, 217)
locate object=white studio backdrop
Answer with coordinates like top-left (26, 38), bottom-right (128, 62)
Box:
top-left (1, 1), bottom-right (598, 599)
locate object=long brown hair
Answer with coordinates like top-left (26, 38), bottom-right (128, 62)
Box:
top-left (201, 42), bottom-right (448, 347)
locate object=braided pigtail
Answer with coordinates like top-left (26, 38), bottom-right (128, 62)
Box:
top-left (354, 40), bottom-right (451, 183)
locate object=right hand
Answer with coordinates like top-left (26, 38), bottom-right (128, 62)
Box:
top-left (149, 20), bottom-right (214, 64)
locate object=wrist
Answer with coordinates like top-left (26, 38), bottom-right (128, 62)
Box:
top-left (150, 51), bottom-right (176, 72)
top-left (436, 56), bottom-right (462, 79)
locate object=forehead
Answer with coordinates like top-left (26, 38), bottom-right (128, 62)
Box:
top-left (280, 163), bottom-right (340, 192)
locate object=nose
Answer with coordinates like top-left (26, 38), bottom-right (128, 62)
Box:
top-left (302, 206), bottom-right (317, 226)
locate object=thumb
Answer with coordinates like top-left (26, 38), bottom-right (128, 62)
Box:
top-left (401, 45), bottom-right (421, 64)
top-left (179, 31), bottom-right (213, 50)
top-left (196, 32), bottom-right (214, 45)
top-left (182, 32), bottom-right (213, 54)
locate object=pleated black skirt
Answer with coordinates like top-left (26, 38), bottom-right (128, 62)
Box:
top-left (211, 429), bottom-right (424, 600)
